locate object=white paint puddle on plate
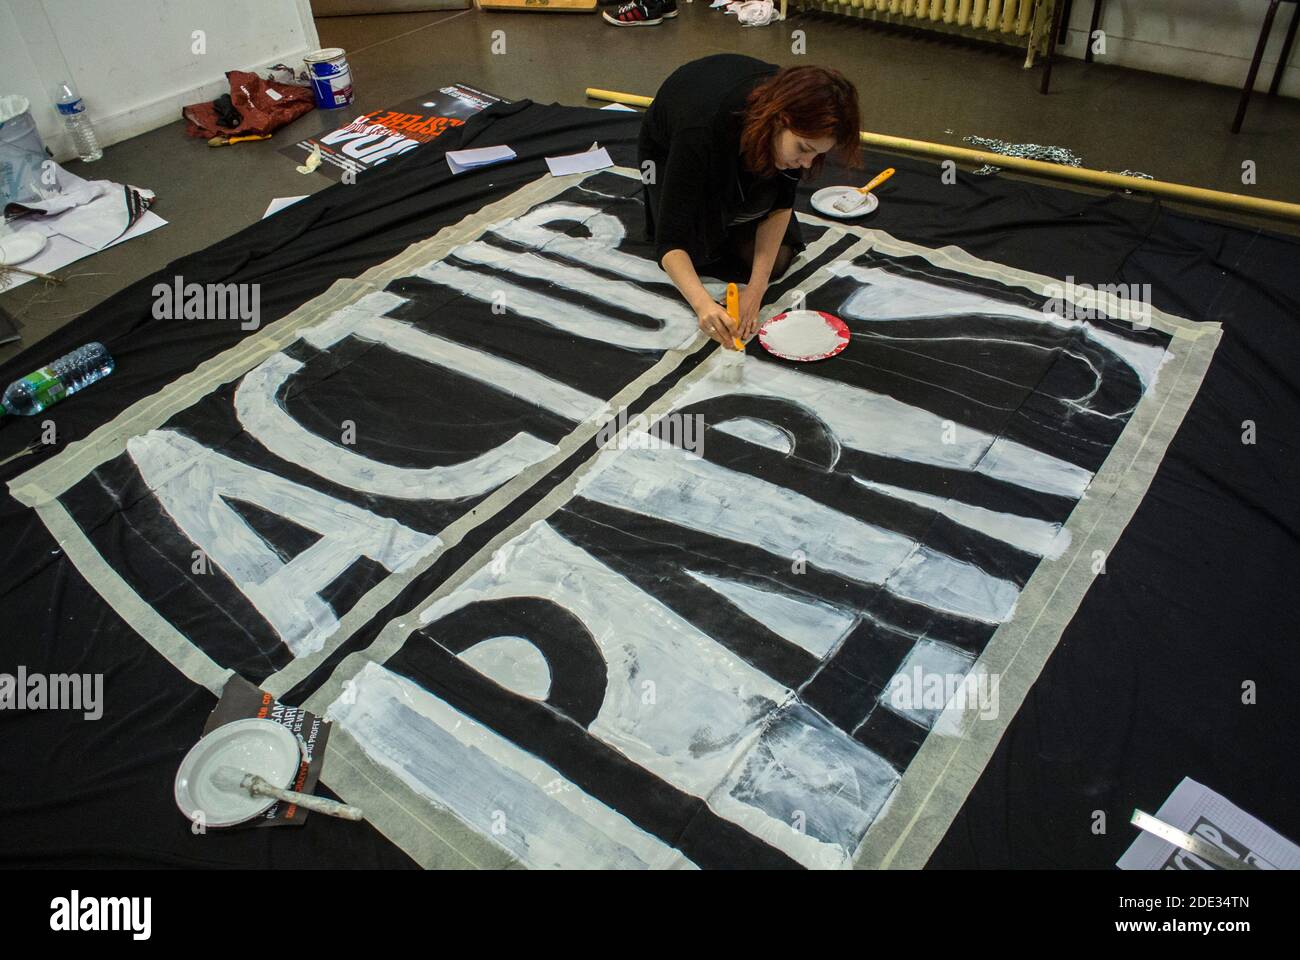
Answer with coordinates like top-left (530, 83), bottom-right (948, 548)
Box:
top-left (759, 310), bottom-right (850, 361)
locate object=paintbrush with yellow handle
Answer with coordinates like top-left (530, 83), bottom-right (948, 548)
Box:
top-left (207, 134), bottom-right (273, 147)
top-left (722, 282), bottom-right (745, 383)
top-left (833, 166), bottom-right (896, 213)
top-left (724, 282), bottom-right (744, 350)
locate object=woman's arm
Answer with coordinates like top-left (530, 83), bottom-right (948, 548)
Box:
top-left (749, 207), bottom-right (792, 289)
top-left (736, 207), bottom-right (793, 337)
top-left (661, 249), bottom-right (737, 347)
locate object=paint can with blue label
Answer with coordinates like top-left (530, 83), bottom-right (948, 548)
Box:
top-left (304, 48), bottom-right (354, 110)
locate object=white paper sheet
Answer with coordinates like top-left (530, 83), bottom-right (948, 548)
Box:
top-left (445, 145), bottom-right (516, 175)
top-left (545, 146), bottom-right (613, 178)
top-left (1, 209), bottom-right (166, 290)
top-left (599, 103), bottom-right (636, 112)
top-left (1118, 777), bottom-right (1300, 870)
top-left (9, 168), bottom-right (156, 250)
top-left (262, 196), bottom-right (309, 219)
top-left (1, 164), bottom-right (167, 289)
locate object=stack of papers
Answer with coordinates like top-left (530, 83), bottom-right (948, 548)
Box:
top-left (0, 167), bottom-right (166, 290)
top-left (445, 145), bottom-right (517, 175)
top-left (545, 145), bottom-right (614, 177)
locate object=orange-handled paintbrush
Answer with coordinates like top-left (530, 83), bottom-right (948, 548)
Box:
top-left (833, 167), bottom-right (895, 213)
top-left (725, 282), bottom-right (744, 351)
top-left (207, 134), bottom-right (273, 147)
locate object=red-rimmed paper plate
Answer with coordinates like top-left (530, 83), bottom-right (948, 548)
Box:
top-left (758, 310), bottom-right (850, 362)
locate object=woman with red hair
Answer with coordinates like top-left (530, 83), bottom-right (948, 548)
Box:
top-left (639, 54), bottom-right (861, 346)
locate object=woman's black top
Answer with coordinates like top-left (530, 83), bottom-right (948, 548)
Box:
top-left (638, 54), bottom-right (800, 267)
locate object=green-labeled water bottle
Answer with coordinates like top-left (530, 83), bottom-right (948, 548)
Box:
top-left (1, 342), bottom-right (115, 416)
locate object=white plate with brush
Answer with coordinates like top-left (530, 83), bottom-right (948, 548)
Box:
top-left (811, 167), bottom-right (895, 219)
top-left (811, 186), bottom-right (880, 219)
top-left (174, 718), bottom-right (301, 828)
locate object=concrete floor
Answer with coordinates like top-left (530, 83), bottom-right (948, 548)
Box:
top-left (3, 4), bottom-right (1298, 367)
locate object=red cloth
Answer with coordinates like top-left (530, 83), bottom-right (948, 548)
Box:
top-left (182, 70), bottom-right (315, 139)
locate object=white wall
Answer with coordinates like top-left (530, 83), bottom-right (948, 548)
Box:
top-left (1057, 0), bottom-right (1299, 98)
top-left (0, 0), bottom-right (321, 160)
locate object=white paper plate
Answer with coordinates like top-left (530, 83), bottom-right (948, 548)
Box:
top-left (759, 309), bottom-right (851, 362)
top-left (174, 718), bottom-right (301, 828)
top-left (0, 230), bottom-right (48, 266)
top-left (810, 186), bottom-right (879, 219)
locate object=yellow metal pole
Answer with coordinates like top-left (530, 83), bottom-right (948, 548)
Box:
top-left (586, 88), bottom-right (653, 109)
top-left (583, 86), bottom-right (1300, 222)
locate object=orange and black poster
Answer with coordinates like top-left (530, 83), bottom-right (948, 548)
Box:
top-left (280, 83), bottom-right (507, 181)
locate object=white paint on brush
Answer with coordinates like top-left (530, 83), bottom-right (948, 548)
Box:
top-left (686, 569), bottom-right (858, 659)
top-left (329, 661), bottom-right (688, 869)
top-left (576, 445), bottom-right (1020, 623)
top-left (852, 477), bottom-right (1071, 559)
top-left (127, 429), bottom-right (438, 657)
top-left (671, 359), bottom-right (1093, 499)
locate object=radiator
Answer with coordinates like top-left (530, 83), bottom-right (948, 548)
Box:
top-left (792, 0), bottom-right (1058, 60)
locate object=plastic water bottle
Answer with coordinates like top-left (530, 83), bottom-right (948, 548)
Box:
top-left (55, 81), bottom-right (103, 162)
top-left (1, 342), bottom-right (114, 416)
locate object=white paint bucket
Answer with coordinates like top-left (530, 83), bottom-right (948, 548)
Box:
top-left (0, 95), bottom-right (45, 155)
top-left (304, 48), bottom-right (354, 110)
top-left (0, 94), bottom-right (50, 206)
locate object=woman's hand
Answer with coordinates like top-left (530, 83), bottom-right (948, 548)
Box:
top-left (737, 282), bottom-right (765, 340)
top-left (696, 300), bottom-right (740, 347)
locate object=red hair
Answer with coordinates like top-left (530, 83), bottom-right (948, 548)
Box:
top-left (739, 65), bottom-right (862, 180)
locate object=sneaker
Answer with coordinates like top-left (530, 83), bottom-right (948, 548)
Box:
top-left (599, 0), bottom-right (678, 11)
top-left (603, 0), bottom-right (676, 25)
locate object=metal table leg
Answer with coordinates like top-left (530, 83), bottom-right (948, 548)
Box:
top-left (1233, 0), bottom-right (1283, 133)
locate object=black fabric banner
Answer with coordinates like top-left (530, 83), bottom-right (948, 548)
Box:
top-left (0, 98), bottom-right (1295, 869)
